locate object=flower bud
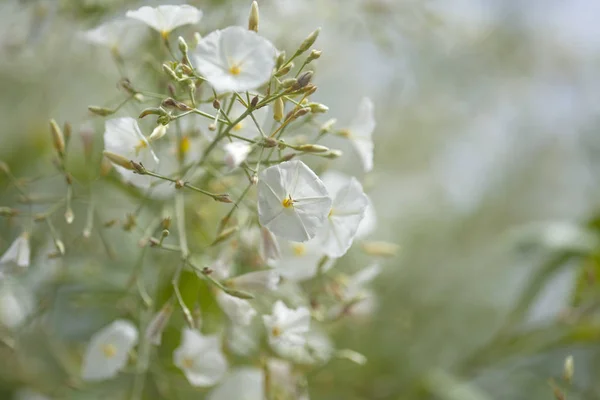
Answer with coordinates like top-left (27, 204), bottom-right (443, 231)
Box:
top-left (292, 71), bottom-right (313, 90)
top-left (161, 97), bottom-right (191, 111)
top-left (308, 49), bottom-right (322, 62)
top-left (319, 118), bottom-right (337, 134)
top-left (149, 124), bottom-right (169, 142)
top-left (273, 97), bottom-right (284, 122)
top-left (193, 32), bottom-right (202, 47)
top-left (250, 95), bottom-right (259, 108)
top-left (248, 1), bottom-right (259, 32)
top-left (49, 119), bottom-right (65, 157)
top-left (214, 193), bottom-right (233, 203)
top-left (308, 103), bottom-right (329, 113)
top-left (335, 349), bottom-right (367, 365)
top-left (88, 106), bottom-right (115, 116)
top-left (303, 84), bottom-right (318, 96)
top-left (138, 107), bottom-right (168, 119)
top-left (162, 63), bottom-right (179, 80)
top-left (212, 226), bottom-right (239, 246)
top-left (64, 208), bottom-right (74, 225)
top-left (213, 99), bottom-right (221, 110)
top-left (262, 137), bottom-right (278, 148)
top-left (276, 51), bottom-right (286, 69)
top-left (208, 123), bottom-right (217, 131)
top-left (281, 153), bottom-right (296, 162)
top-left (55, 239), bottom-right (65, 256)
top-left (296, 144), bottom-right (329, 153)
top-left (321, 149), bottom-right (343, 159)
top-left (280, 78), bottom-right (297, 89)
top-left (297, 28), bottom-right (321, 55)
top-left (564, 355), bottom-right (574, 384)
top-left (223, 287), bottom-right (254, 300)
top-left (103, 151), bottom-right (134, 170)
top-left (291, 107), bottom-right (311, 120)
top-left (275, 63), bottom-right (293, 77)
top-left (63, 122), bottom-right (72, 144)
top-left (361, 241), bottom-right (399, 257)
top-left (178, 36), bottom-right (188, 54)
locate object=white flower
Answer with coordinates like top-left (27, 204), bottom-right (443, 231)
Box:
top-left (0, 281), bottom-right (32, 329)
top-left (257, 160), bottom-right (332, 242)
top-left (207, 368), bottom-right (264, 400)
top-left (12, 388), bottom-right (52, 400)
top-left (148, 124), bottom-right (169, 142)
top-left (225, 270), bottom-right (280, 292)
top-left (315, 176), bottom-right (368, 258)
top-left (263, 300), bottom-right (310, 349)
top-left (356, 197), bottom-right (377, 238)
top-left (103, 117), bottom-right (159, 186)
top-left (269, 238), bottom-right (329, 282)
top-left (82, 18), bottom-right (145, 53)
top-left (343, 97), bottom-right (376, 172)
top-left (216, 291), bottom-right (256, 326)
top-left (0, 232), bottom-right (30, 269)
top-left (173, 328), bottom-right (227, 387)
top-left (192, 26), bottom-right (277, 93)
top-left (223, 142), bottom-right (252, 169)
top-left (126, 5), bottom-right (203, 36)
top-left (344, 263), bottom-right (381, 301)
top-left (81, 320), bottom-right (138, 381)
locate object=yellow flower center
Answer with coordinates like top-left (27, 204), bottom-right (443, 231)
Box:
top-left (134, 140), bottom-right (148, 155)
top-left (282, 196), bottom-right (294, 208)
top-left (182, 357), bottom-right (194, 369)
top-left (233, 122), bottom-right (244, 131)
top-left (271, 326), bottom-right (282, 337)
top-left (292, 243), bottom-right (306, 257)
top-left (229, 64), bottom-right (242, 76)
top-left (102, 343), bottom-right (117, 359)
top-left (179, 136), bottom-right (191, 155)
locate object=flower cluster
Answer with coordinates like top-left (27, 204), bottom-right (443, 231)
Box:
top-left (0, 2), bottom-right (390, 398)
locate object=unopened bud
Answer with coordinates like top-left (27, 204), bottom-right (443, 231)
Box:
top-left (138, 107), bottom-right (168, 119)
top-left (119, 78), bottom-right (137, 95)
top-left (248, 1), bottom-right (259, 32)
top-left (308, 103), bottom-right (329, 113)
top-left (64, 208), bottom-right (74, 225)
top-left (276, 51), bottom-right (286, 69)
top-left (303, 84), bottom-right (318, 96)
top-left (564, 355), bottom-right (574, 383)
top-left (251, 174), bottom-right (258, 185)
top-left (63, 122), bottom-right (72, 143)
top-left (296, 144), bottom-right (329, 153)
top-left (161, 98), bottom-right (191, 111)
top-left (103, 151), bottom-right (134, 170)
top-left (297, 28), bottom-right (321, 55)
top-left (273, 97), bottom-right (284, 122)
top-left (55, 239), bottom-right (65, 256)
top-left (321, 149), bottom-right (343, 159)
top-left (88, 106), bottom-right (115, 116)
top-left (335, 349), bottom-right (367, 365)
top-left (292, 71), bottom-right (313, 91)
top-left (175, 180), bottom-right (184, 189)
top-left (194, 32), bottom-right (202, 47)
top-left (320, 118), bottom-right (337, 134)
top-left (162, 217), bottom-right (171, 230)
top-left (281, 153), bottom-right (296, 162)
top-left (291, 107), bottom-right (311, 120)
top-left (212, 226), bottom-right (239, 246)
top-left (180, 64), bottom-right (194, 76)
top-left (250, 95), bottom-right (259, 108)
top-left (149, 124), bottom-right (169, 141)
top-left (223, 287), bottom-right (254, 300)
top-left (361, 241), bottom-right (399, 257)
top-left (49, 119), bottom-right (65, 157)
top-left (178, 36), bottom-right (188, 54)
top-left (208, 123), bottom-right (217, 131)
top-left (214, 193), bottom-right (233, 203)
top-left (280, 78), bottom-right (297, 89)
top-left (275, 63), bottom-right (293, 77)
top-left (162, 63), bottom-right (179, 80)
top-left (212, 99), bottom-right (221, 109)
top-left (308, 49), bottom-right (322, 62)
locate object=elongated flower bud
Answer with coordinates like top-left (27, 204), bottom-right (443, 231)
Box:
top-left (297, 28), bottom-right (321, 55)
top-left (49, 119), bottom-right (65, 157)
top-left (295, 144), bottom-right (329, 153)
top-left (88, 106), bottom-right (115, 116)
top-left (103, 151), bottom-right (134, 170)
top-left (248, 1), bottom-right (259, 32)
top-left (273, 97), bottom-right (284, 122)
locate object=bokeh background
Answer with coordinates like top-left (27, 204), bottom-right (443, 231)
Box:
top-left (2, 0), bottom-right (600, 399)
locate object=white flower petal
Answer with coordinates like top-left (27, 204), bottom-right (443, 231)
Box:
top-left (316, 177), bottom-right (368, 258)
top-left (81, 320), bottom-right (138, 381)
top-left (126, 5), bottom-right (202, 34)
top-left (173, 329), bottom-right (227, 387)
top-left (216, 291), bottom-right (256, 326)
top-left (82, 18), bottom-right (145, 52)
top-left (269, 238), bottom-right (328, 282)
top-left (0, 233), bottom-right (30, 268)
top-left (260, 227), bottom-right (281, 262)
top-left (192, 26), bottom-right (276, 93)
top-left (207, 368), bottom-right (264, 400)
top-left (227, 270), bottom-right (280, 292)
top-left (347, 97), bottom-right (376, 172)
top-left (263, 301), bottom-right (310, 350)
top-left (223, 142), bottom-right (252, 169)
top-left (356, 196), bottom-right (377, 238)
top-left (258, 160), bottom-right (332, 242)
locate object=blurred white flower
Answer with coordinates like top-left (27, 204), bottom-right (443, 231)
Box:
top-left (226, 324), bottom-right (260, 357)
top-left (126, 5), bottom-right (203, 36)
top-left (216, 291), bottom-right (256, 326)
top-left (223, 142), bottom-right (252, 169)
top-left (173, 328), bottom-right (227, 387)
top-left (344, 263), bottom-right (381, 301)
top-left (263, 300), bottom-right (310, 349)
top-left (329, 263), bottom-right (381, 318)
top-left (225, 270), bottom-right (280, 292)
top-left (12, 388), bottom-right (51, 400)
top-left (207, 368), bottom-right (264, 400)
top-left (342, 97), bottom-right (376, 172)
top-left (192, 26), bottom-right (277, 93)
top-left (315, 176), bottom-right (368, 258)
top-left (356, 196), bottom-right (377, 238)
top-left (270, 238), bottom-right (329, 282)
top-left (0, 232), bottom-right (30, 269)
top-left (257, 160), bottom-right (332, 242)
top-left (81, 320), bottom-right (138, 381)
top-left (0, 281), bottom-right (32, 329)
top-left (82, 18), bottom-right (145, 53)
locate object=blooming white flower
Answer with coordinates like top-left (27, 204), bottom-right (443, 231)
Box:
top-left (263, 300), bottom-right (310, 349)
top-left (207, 368), bottom-right (264, 400)
top-left (257, 160), bottom-right (332, 242)
top-left (223, 142), bottom-right (252, 169)
top-left (270, 238), bottom-right (329, 282)
top-left (81, 320), bottom-right (138, 381)
top-left (82, 18), bottom-right (145, 53)
top-left (173, 328), bottom-right (227, 387)
top-left (126, 5), bottom-right (203, 36)
top-left (0, 232), bottom-right (30, 269)
top-left (315, 176), bottom-right (368, 258)
top-left (342, 97), bottom-right (376, 172)
top-left (216, 291), bottom-right (256, 326)
top-left (103, 117), bottom-right (159, 186)
top-left (225, 270), bottom-right (280, 292)
top-left (192, 26), bottom-right (277, 93)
